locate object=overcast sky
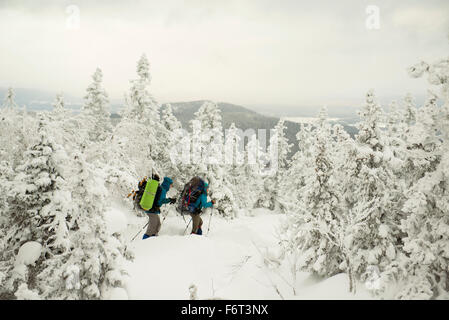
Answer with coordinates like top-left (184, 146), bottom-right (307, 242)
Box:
top-left (0, 0), bottom-right (448, 113)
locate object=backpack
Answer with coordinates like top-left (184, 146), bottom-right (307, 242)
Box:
top-left (176, 176), bottom-right (206, 215)
top-left (128, 176), bottom-right (160, 211)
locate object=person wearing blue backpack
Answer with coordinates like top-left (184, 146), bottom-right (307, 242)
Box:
top-left (190, 182), bottom-right (215, 235)
top-left (143, 176), bottom-right (176, 239)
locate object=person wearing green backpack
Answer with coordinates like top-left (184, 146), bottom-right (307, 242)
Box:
top-left (143, 175), bottom-right (176, 239)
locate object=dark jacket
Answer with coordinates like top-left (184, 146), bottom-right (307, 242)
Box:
top-left (146, 177), bottom-right (173, 214)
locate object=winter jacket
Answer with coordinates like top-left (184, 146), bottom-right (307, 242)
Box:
top-left (146, 177), bottom-right (173, 214)
top-left (192, 184), bottom-right (213, 213)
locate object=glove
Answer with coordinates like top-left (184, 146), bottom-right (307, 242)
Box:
top-left (211, 200), bottom-right (216, 205)
top-left (169, 198), bottom-right (176, 204)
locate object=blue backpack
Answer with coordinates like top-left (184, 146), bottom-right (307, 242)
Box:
top-left (176, 177), bottom-right (206, 214)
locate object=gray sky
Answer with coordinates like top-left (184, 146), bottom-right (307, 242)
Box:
top-left (0, 0), bottom-right (448, 112)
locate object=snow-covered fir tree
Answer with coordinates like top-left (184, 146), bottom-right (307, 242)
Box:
top-left (44, 93), bottom-right (82, 153)
top-left (401, 91), bottom-right (442, 188)
top-left (0, 90), bottom-right (28, 168)
top-left (52, 93), bottom-right (65, 116)
top-left (224, 122), bottom-right (246, 212)
top-left (339, 90), bottom-right (406, 293)
top-left (160, 103), bottom-right (184, 190)
top-left (190, 101), bottom-right (236, 217)
top-left (2, 88), bottom-right (19, 111)
top-left (397, 56), bottom-right (449, 299)
top-left (280, 123), bottom-right (314, 213)
top-left (55, 148), bottom-right (130, 299)
top-left (261, 119), bottom-right (292, 211)
top-left (121, 54), bottom-right (158, 123)
top-left (81, 68), bottom-right (112, 144)
top-left (112, 54), bottom-right (162, 178)
top-left (242, 133), bottom-right (266, 211)
top-left (286, 108), bottom-right (345, 277)
top-left (1, 117), bottom-right (72, 298)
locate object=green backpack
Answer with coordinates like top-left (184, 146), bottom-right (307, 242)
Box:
top-left (130, 176), bottom-right (160, 211)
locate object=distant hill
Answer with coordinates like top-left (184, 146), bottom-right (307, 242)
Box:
top-left (0, 87), bottom-right (83, 111)
top-left (161, 100), bottom-right (358, 157)
top-left (1, 88), bottom-right (358, 157)
top-left (0, 87), bottom-right (123, 112)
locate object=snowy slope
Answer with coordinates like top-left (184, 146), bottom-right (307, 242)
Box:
top-left (104, 204), bottom-right (374, 300)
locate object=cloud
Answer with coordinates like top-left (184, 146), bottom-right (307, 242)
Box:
top-left (0, 0), bottom-right (448, 111)
top-left (391, 4), bottom-right (449, 31)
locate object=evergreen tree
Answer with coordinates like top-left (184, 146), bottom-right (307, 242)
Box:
top-left (340, 91), bottom-right (405, 292)
top-left (53, 149), bottom-right (129, 299)
top-left (398, 56), bottom-right (449, 299)
top-left (286, 108), bottom-right (345, 277)
top-left (262, 119), bottom-right (292, 211)
top-left (81, 68), bottom-right (112, 144)
top-left (112, 54), bottom-right (162, 177)
top-left (243, 134), bottom-right (265, 211)
top-left (280, 123), bottom-right (314, 213)
top-left (403, 93), bottom-right (417, 126)
top-left (1, 117), bottom-right (72, 297)
top-left (190, 101), bottom-right (236, 217)
top-left (0, 89), bottom-right (28, 168)
top-left (1, 88), bottom-right (19, 111)
top-left (52, 93), bottom-right (66, 117)
top-left (224, 123), bottom-right (246, 212)
top-left (160, 103), bottom-right (184, 189)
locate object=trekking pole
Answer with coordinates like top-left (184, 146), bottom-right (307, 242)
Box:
top-left (131, 221), bottom-right (149, 242)
top-left (181, 213), bottom-right (187, 223)
top-left (160, 211), bottom-right (169, 227)
top-left (183, 217), bottom-right (192, 235)
top-left (207, 207), bottom-right (214, 235)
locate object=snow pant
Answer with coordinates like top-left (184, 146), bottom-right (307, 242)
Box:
top-left (145, 213), bottom-right (161, 236)
top-left (190, 213), bottom-right (203, 234)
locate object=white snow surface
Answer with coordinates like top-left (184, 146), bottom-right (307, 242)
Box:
top-left (105, 204), bottom-right (374, 300)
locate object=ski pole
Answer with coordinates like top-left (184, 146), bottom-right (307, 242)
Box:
top-left (181, 212), bottom-right (187, 223)
top-left (131, 221), bottom-right (149, 242)
top-left (160, 211), bottom-right (169, 228)
top-left (207, 207), bottom-right (213, 235)
top-left (183, 217), bottom-right (192, 235)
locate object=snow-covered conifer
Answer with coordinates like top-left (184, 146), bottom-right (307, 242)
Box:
top-left (287, 108), bottom-right (345, 277)
top-left (224, 123), bottom-right (246, 211)
top-left (1, 88), bottom-right (19, 111)
top-left (1, 117), bottom-right (72, 297)
top-left (262, 119), bottom-right (292, 211)
top-left (280, 123), bottom-right (314, 213)
top-left (81, 68), bottom-right (112, 144)
top-left (160, 103), bottom-right (184, 189)
top-left (398, 56), bottom-right (449, 299)
top-left (190, 101), bottom-right (236, 217)
top-left (112, 54), bottom-right (162, 177)
top-left (339, 91), bottom-right (405, 293)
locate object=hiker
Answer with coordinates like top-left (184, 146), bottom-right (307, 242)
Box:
top-left (143, 175), bottom-right (176, 239)
top-left (190, 182), bottom-right (215, 235)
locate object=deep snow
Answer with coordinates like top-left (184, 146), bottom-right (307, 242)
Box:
top-left (105, 203), bottom-right (374, 300)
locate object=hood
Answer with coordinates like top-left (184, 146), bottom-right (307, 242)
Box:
top-left (161, 177), bottom-right (173, 190)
